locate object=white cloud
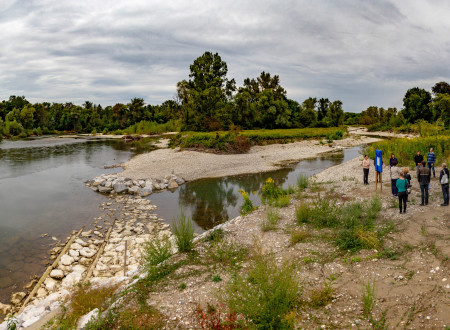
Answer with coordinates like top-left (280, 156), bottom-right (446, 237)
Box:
top-left (0, 0), bottom-right (449, 112)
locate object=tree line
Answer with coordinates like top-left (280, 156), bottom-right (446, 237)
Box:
top-left (1, 51), bottom-right (448, 138)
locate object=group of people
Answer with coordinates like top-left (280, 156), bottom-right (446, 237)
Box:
top-left (362, 147), bottom-right (449, 214)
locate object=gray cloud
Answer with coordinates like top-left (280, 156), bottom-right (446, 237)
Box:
top-left (1, 0), bottom-right (449, 112)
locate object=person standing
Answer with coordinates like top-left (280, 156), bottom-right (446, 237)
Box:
top-left (362, 155), bottom-right (370, 185)
top-left (396, 172), bottom-right (409, 214)
top-left (414, 151), bottom-right (423, 167)
top-left (418, 160), bottom-right (431, 205)
top-left (390, 161), bottom-right (400, 197)
top-left (389, 153), bottom-right (398, 167)
top-left (440, 163), bottom-right (449, 206)
top-left (427, 148), bottom-right (436, 178)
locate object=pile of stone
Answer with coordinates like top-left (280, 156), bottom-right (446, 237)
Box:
top-left (0, 197), bottom-right (176, 329)
top-left (86, 174), bottom-right (185, 197)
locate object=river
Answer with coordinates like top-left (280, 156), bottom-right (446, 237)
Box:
top-left (0, 137), bottom-right (362, 304)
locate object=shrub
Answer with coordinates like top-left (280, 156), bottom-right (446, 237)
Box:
top-left (362, 279), bottom-right (377, 317)
top-left (261, 177), bottom-right (284, 203)
top-left (221, 253), bottom-right (301, 329)
top-left (143, 236), bottom-right (172, 267)
top-left (238, 189), bottom-right (254, 215)
top-left (309, 198), bottom-right (340, 228)
top-left (172, 210), bottom-right (194, 252)
top-left (296, 174), bottom-right (309, 191)
top-left (295, 203), bottom-right (311, 224)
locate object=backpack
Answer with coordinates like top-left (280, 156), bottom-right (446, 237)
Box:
top-left (441, 171), bottom-right (449, 184)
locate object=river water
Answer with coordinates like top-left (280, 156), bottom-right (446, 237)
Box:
top-left (0, 137), bottom-right (362, 304)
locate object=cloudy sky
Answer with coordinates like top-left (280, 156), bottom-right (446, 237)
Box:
top-left (1, 0), bottom-right (449, 112)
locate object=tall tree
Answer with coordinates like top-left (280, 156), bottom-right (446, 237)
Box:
top-left (432, 81), bottom-right (450, 95)
top-left (327, 100), bottom-right (344, 126)
top-left (317, 98), bottom-right (330, 122)
top-left (402, 87), bottom-right (432, 123)
top-left (180, 51), bottom-right (236, 130)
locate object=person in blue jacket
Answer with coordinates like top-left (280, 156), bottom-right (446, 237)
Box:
top-left (427, 148), bottom-right (436, 178)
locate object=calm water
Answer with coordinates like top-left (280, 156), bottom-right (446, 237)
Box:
top-left (0, 137), bottom-right (134, 303)
top-left (0, 138), bottom-right (362, 304)
top-left (150, 146), bottom-right (363, 232)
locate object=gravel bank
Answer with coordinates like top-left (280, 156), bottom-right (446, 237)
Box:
top-left (120, 135), bottom-right (381, 181)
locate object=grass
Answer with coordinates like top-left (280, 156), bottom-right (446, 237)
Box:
top-left (362, 279), bottom-right (377, 318)
top-left (363, 135), bottom-right (450, 167)
top-left (220, 252), bottom-right (301, 329)
top-left (261, 206), bottom-right (280, 231)
top-left (170, 127), bottom-right (347, 153)
top-left (172, 210), bottom-right (195, 252)
top-left (295, 203), bottom-right (311, 224)
top-left (290, 228), bottom-right (310, 245)
top-left (296, 174), bottom-right (309, 191)
top-left (275, 195), bottom-right (291, 207)
top-left (309, 282), bottom-right (334, 308)
top-left (123, 119), bottom-right (181, 135)
top-left (207, 239), bottom-right (248, 268)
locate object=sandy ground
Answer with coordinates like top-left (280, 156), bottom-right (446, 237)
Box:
top-left (120, 135), bottom-right (381, 181)
top-left (347, 126), bottom-right (418, 139)
top-left (143, 154), bottom-right (449, 329)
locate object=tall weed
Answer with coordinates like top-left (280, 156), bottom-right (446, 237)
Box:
top-left (172, 210), bottom-right (195, 252)
top-left (143, 236), bottom-right (172, 267)
top-left (221, 253), bottom-right (301, 329)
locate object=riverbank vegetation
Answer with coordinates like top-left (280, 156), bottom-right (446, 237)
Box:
top-left (2, 52), bottom-right (448, 140)
top-left (168, 127), bottom-right (345, 153)
top-left (363, 135), bottom-right (450, 167)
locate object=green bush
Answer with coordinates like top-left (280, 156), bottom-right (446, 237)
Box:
top-left (295, 203), bottom-right (311, 224)
top-left (172, 210), bottom-right (194, 252)
top-left (275, 195), bottom-right (291, 207)
top-left (309, 198), bottom-right (340, 228)
top-left (143, 236), bottom-right (172, 267)
top-left (239, 189), bottom-right (255, 215)
top-left (221, 253), bottom-right (301, 329)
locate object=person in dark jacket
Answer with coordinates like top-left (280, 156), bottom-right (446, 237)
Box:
top-left (418, 160), bottom-right (431, 205)
top-left (440, 163), bottom-right (449, 206)
top-left (427, 148), bottom-right (436, 178)
top-left (414, 151), bottom-right (423, 167)
top-left (389, 153), bottom-right (398, 167)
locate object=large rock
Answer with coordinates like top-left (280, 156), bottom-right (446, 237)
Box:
top-left (114, 183), bottom-right (128, 193)
top-left (128, 186), bottom-right (140, 195)
top-left (10, 292), bottom-right (26, 305)
top-left (98, 186), bottom-right (113, 193)
top-left (69, 249), bottom-right (79, 258)
top-left (36, 287), bottom-right (47, 299)
top-left (60, 254), bottom-right (74, 266)
top-left (44, 278), bottom-right (58, 291)
top-left (50, 269), bottom-right (64, 279)
top-left (78, 308), bottom-right (99, 329)
top-left (80, 247), bottom-right (96, 258)
top-left (168, 179), bottom-right (178, 189)
top-left (140, 187), bottom-right (152, 197)
top-left (61, 272), bottom-right (83, 288)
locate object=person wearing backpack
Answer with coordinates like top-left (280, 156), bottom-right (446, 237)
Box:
top-left (440, 163), bottom-right (449, 206)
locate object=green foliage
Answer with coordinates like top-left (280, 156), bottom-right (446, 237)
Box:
top-left (238, 189), bottom-right (255, 215)
top-left (262, 177), bottom-right (285, 203)
top-left (123, 120), bottom-right (181, 134)
top-left (172, 210), bottom-right (195, 252)
top-left (4, 120), bottom-right (24, 136)
top-left (295, 203), bottom-right (311, 224)
top-left (402, 87), bottom-right (433, 123)
top-left (363, 136), bottom-right (450, 167)
top-left (261, 206), bottom-right (280, 231)
top-left (221, 253), bottom-right (301, 329)
top-left (275, 195), bottom-right (291, 207)
top-left (143, 236), bottom-right (172, 267)
top-left (296, 173), bottom-right (309, 191)
top-left (207, 239), bottom-right (248, 267)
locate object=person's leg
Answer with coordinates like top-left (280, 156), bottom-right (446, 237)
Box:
top-left (398, 195), bottom-right (402, 213)
top-left (424, 184), bottom-right (429, 204)
top-left (420, 184), bottom-right (425, 205)
top-left (432, 164), bottom-right (435, 177)
top-left (393, 179), bottom-right (398, 196)
top-left (391, 179), bottom-right (395, 195)
top-left (363, 169), bottom-right (369, 184)
top-left (442, 184), bottom-right (446, 205)
top-left (441, 183), bottom-right (449, 205)
top-left (403, 193), bottom-right (407, 212)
